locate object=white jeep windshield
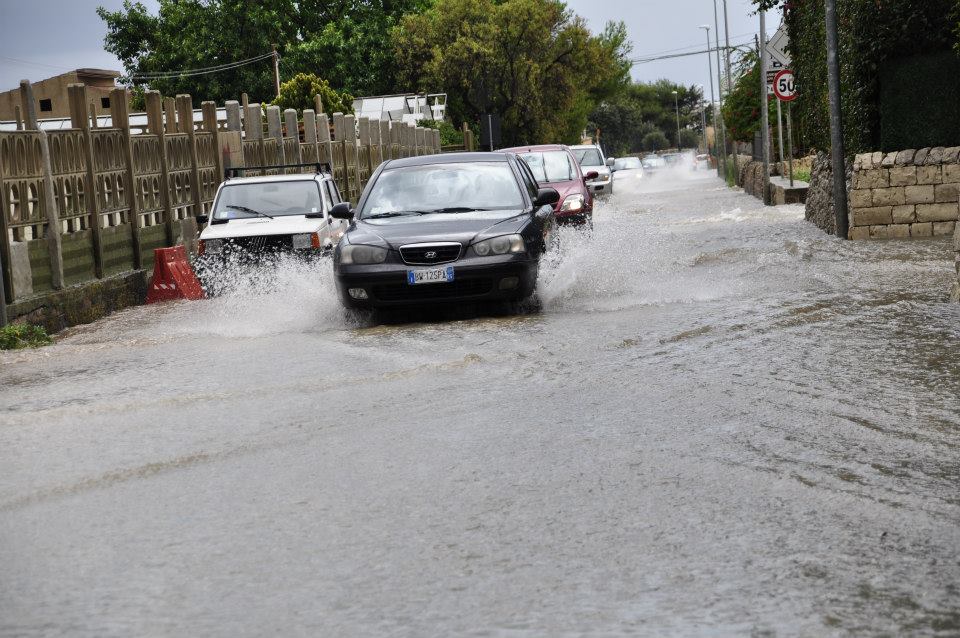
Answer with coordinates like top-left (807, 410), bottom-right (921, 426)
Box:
top-left (213, 180), bottom-right (323, 220)
top-left (573, 148), bottom-right (603, 166)
top-left (360, 162), bottom-right (524, 218)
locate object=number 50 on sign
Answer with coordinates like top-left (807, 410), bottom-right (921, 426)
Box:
top-left (773, 69), bottom-right (797, 102)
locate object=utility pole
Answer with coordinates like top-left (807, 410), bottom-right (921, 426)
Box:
top-left (672, 90), bottom-right (681, 151)
top-left (712, 0), bottom-right (728, 180)
top-left (722, 0), bottom-right (736, 177)
top-left (825, 0), bottom-right (849, 238)
top-left (699, 25), bottom-right (716, 169)
top-left (758, 13), bottom-right (771, 205)
top-left (272, 44), bottom-right (281, 98)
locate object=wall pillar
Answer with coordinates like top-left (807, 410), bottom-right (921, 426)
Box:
top-left (68, 84), bottom-right (104, 278)
top-left (145, 91), bottom-right (176, 246)
top-left (110, 87), bottom-right (142, 269)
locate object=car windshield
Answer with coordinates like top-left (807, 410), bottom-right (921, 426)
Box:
top-left (614, 157), bottom-right (642, 170)
top-left (643, 157), bottom-right (667, 168)
top-left (572, 148), bottom-right (604, 166)
top-left (212, 180), bottom-right (322, 220)
top-left (519, 151), bottom-right (577, 183)
top-left (359, 162), bottom-right (524, 218)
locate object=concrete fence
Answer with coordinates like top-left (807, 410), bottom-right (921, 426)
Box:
top-left (0, 82), bottom-right (465, 311)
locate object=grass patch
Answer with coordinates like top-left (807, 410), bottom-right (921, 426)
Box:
top-left (0, 323), bottom-right (53, 350)
top-left (792, 167), bottom-right (812, 183)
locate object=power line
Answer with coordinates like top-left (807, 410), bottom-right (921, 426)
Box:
top-left (630, 40), bottom-right (752, 65)
top-left (628, 30), bottom-right (759, 60)
top-left (0, 55), bottom-right (72, 72)
top-left (128, 52), bottom-right (276, 80)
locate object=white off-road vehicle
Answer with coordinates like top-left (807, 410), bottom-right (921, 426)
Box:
top-left (195, 163), bottom-right (348, 289)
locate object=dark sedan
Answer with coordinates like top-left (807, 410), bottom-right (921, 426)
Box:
top-left (330, 153), bottom-right (559, 309)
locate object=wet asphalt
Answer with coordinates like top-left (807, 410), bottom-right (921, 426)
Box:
top-left (1, 170), bottom-right (959, 636)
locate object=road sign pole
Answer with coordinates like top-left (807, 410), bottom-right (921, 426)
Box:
top-left (787, 101), bottom-right (794, 187)
top-left (776, 98), bottom-right (785, 170)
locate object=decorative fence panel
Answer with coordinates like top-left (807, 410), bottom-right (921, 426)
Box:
top-left (1, 83), bottom-right (448, 309)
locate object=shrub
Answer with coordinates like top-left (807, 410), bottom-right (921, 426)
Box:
top-left (417, 119), bottom-right (464, 147)
top-left (0, 324), bottom-right (52, 350)
top-left (642, 130), bottom-right (669, 151)
top-left (272, 73), bottom-right (354, 115)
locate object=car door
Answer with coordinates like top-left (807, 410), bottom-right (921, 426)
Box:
top-left (322, 178), bottom-right (347, 244)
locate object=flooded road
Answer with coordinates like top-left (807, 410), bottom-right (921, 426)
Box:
top-left (2, 171), bottom-right (959, 636)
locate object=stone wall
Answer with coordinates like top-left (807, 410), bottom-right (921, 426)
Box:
top-left (805, 152), bottom-right (853, 235)
top-left (848, 147), bottom-right (960, 239)
top-left (952, 225), bottom-right (960, 302)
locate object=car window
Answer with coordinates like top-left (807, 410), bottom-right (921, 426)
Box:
top-left (359, 162), bottom-right (524, 218)
top-left (326, 180), bottom-right (342, 204)
top-left (519, 151), bottom-right (576, 183)
top-left (212, 180), bottom-right (323, 220)
top-left (572, 148), bottom-right (603, 167)
top-left (515, 159), bottom-right (539, 199)
top-left (320, 179), bottom-right (334, 210)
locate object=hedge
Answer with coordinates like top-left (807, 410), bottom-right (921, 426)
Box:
top-left (880, 50), bottom-right (960, 150)
top-left (781, 0), bottom-right (959, 154)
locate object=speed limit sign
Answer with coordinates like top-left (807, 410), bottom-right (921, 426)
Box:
top-left (772, 69), bottom-right (796, 101)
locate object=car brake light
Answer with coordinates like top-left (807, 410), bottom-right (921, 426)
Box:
top-left (311, 232), bottom-right (321, 249)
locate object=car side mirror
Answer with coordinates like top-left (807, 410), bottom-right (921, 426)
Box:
top-left (330, 202), bottom-right (354, 219)
top-left (533, 187), bottom-right (560, 207)
top-left (605, 157), bottom-right (616, 167)
top-left (584, 171), bottom-right (599, 180)
top-left (196, 214), bottom-right (208, 225)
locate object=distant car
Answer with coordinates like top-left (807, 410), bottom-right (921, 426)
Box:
top-left (642, 155), bottom-right (667, 173)
top-left (569, 144), bottom-right (613, 196)
top-left (332, 152), bottom-right (559, 309)
top-left (195, 164), bottom-right (348, 289)
top-left (695, 154), bottom-right (711, 170)
top-left (612, 156), bottom-right (644, 180)
top-left (500, 144), bottom-right (595, 225)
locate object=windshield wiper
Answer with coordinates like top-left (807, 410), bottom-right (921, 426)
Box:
top-left (226, 205), bottom-right (274, 219)
top-left (428, 206), bottom-right (490, 214)
top-left (365, 210), bottom-right (428, 219)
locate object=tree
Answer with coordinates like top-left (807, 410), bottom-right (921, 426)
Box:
top-left (272, 73), bottom-right (353, 115)
top-left (417, 119), bottom-right (465, 146)
top-left (391, 0), bottom-right (631, 146)
top-left (642, 131), bottom-right (669, 151)
top-left (98, 0), bottom-right (433, 104)
top-left (679, 128), bottom-right (700, 150)
top-left (589, 81), bottom-right (703, 155)
top-left (721, 50), bottom-right (776, 144)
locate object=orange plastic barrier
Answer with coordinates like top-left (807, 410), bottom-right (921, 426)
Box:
top-left (146, 245), bottom-right (205, 303)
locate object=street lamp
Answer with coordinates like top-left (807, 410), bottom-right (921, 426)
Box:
top-left (671, 90), bottom-right (681, 151)
top-left (699, 24), bottom-right (717, 167)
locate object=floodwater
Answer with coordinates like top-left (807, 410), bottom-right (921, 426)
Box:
top-left (2, 168), bottom-right (959, 636)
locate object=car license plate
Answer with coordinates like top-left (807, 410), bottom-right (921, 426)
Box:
top-left (408, 266), bottom-right (454, 285)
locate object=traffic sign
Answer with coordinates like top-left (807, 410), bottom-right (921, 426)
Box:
top-left (772, 69), bottom-right (797, 101)
top-left (766, 24), bottom-right (791, 67)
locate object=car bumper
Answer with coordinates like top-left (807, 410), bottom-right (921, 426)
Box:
top-left (335, 254), bottom-right (539, 308)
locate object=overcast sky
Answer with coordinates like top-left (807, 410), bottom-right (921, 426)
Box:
top-left (0, 0), bottom-right (779, 95)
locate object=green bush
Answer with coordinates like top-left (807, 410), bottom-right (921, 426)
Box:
top-left (642, 130), bottom-right (669, 151)
top-left (271, 72), bottom-right (353, 115)
top-left (0, 324), bottom-right (52, 350)
top-left (417, 119), bottom-right (464, 147)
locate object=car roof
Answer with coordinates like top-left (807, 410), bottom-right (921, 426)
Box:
top-left (222, 173), bottom-right (328, 185)
top-left (382, 152), bottom-right (511, 169)
top-left (568, 144), bottom-right (600, 150)
top-left (499, 144), bottom-right (568, 153)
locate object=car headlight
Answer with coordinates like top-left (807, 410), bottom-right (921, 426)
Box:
top-left (560, 194), bottom-right (584, 212)
top-left (472, 234), bottom-right (525, 256)
top-left (595, 173), bottom-right (610, 183)
top-left (340, 243), bottom-right (388, 264)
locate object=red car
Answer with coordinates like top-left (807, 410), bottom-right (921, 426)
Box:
top-left (499, 144), bottom-right (598, 225)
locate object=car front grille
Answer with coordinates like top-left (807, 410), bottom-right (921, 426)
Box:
top-left (226, 235), bottom-right (293, 252)
top-left (399, 243), bottom-right (462, 265)
top-left (372, 278), bottom-right (492, 302)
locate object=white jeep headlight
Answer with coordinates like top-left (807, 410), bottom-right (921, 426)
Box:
top-left (472, 234), bottom-right (525, 256)
top-left (560, 194), bottom-right (585, 212)
top-left (340, 243), bottom-right (388, 264)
